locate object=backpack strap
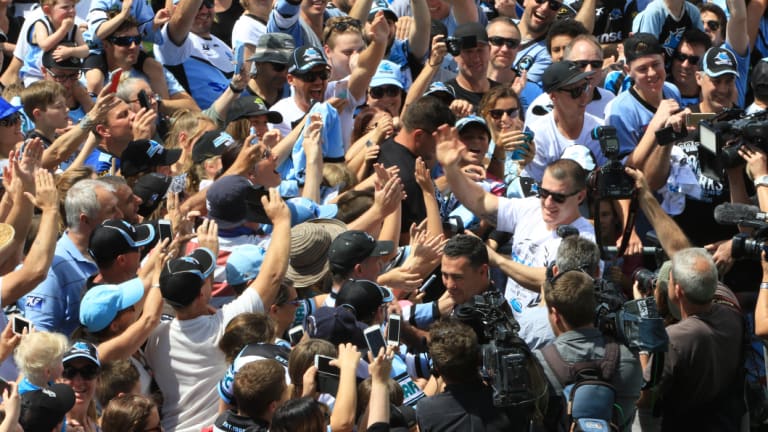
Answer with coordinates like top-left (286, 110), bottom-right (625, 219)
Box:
top-left (541, 339), bottom-right (622, 385)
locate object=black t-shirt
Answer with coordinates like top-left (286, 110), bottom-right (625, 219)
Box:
top-left (376, 138), bottom-right (424, 233)
top-left (416, 380), bottom-right (516, 432)
top-left (212, 0), bottom-right (244, 45)
top-left (568, 0), bottom-right (636, 44)
top-left (445, 78), bottom-right (500, 109)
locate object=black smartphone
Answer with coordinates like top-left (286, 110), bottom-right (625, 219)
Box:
top-left (158, 220), bottom-right (172, 243)
top-left (12, 315), bottom-right (30, 335)
top-left (364, 325), bottom-right (387, 357)
top-left (0, 377), bottom-right (10, 395)
top-left (138, 89), bottom-right (151, 110)
top-left (315, 354), bottom-right (340, 395)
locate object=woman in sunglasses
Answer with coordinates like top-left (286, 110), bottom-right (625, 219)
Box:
top-left (365, 60), bottom-right (405, 118)
top-left (479, 84), bottom-right (535, 198)
top-left (59, 341), bottom-right (102, 432)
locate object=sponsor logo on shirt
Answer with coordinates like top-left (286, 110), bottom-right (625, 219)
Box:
top-left (25, 296), bottom-right (44, 310)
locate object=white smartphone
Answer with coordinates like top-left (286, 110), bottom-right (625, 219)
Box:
top-left (364, 325), bottom-right (387, 357)
top-left (288, 325), bottom-right (304, 346)
top-left (12, 315), bottom-right (30, 335)
top-left (387, 314), bottom-right (401, 346)
top-left (158, 219), bottom-right (172, 243)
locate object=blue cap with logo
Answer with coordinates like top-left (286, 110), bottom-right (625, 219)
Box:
top-left (286, 197), bottom-right (338, 226)
top-left (370, 60), bottom-right (404, 89)
top-left (289, 46), bottom-right (330, 74)
top-left (225, 244), bottom-right (266, 286)
top-left (79, 278), bottom-right (145, 332)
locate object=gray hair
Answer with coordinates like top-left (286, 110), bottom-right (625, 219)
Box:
top-left (115, 77), bottom-right (148, 103)
top-left (64, 179), bottom-right (114, 231)
top-left (555, 236), bottom-right (600, 277)
top-left (564, 34), bottom-right (603, 60)
top-left (671, 247), bottom-right (717, 304)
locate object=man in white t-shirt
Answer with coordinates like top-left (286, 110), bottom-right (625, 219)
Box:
top-left (144, 189), bottom-right (291, 432)
top-left (436, 131), bottom-right (595, 312)
top-left (521, 60), bottom-right (607, 182)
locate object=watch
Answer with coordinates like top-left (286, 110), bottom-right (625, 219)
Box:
top-left (755, 175), bottom-right (768, 188)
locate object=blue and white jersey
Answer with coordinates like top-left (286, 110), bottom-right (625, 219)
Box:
top-left (631, 0), bottom-right (703, 57)
top-left (722, 42), bottom-right (750, 108)
top-left (604, 81), bottom-right (682, 157)
top-left (13, 7), bottom-right (45, 65)
top-left (386, 39), bottom-right (414, 90)
top-left (218, 343), bottom-right (290, 405)
top-left (155, 24), bottom-right (234, 110)
top-left (267, 0), bottom-right (343, 49)
top-left (389, 0), bottom-right (488, 35)
top-left (84, 0), bottom-right (163, 51)
top-left (512, 36), bottom-right (551, 85)
top-left (20, 16), bottom-right (78, 86)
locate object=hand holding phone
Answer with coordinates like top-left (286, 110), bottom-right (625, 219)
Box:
top-left (12, 315), bottom-right (30, 335)
top-left (158, 220), bottom-right (172, 243)
top-left (387, 314), bottom-right (401, 346)
top-left (314, 354), bottom-right (340, 395)
top-left (107, 69), bottom-right (123, 93)
top-left (364, 325), bottom-right (387, 357)
top-left (288, 325), bottom-right (304, 346)
top-left (138, 89), bottom-right (151, 110)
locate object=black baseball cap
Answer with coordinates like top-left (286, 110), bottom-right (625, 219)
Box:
top-left (191, 131), bottom-right (235, 164)
top-left (226, 96), bottom-right (283, 124)
top-left (120, 139), bottom-right (182, 177)
top-left (160, 247), bottom-right (216, 307)
top-left (336, 279), bottom-right (394, 322)
top-left (19, 384), bottom-right (76, 431)
top-left (623, 33), bottom-right (664, 64)
top-left (541, 60), bottom-right (595, 93)
top-left (88, 219), bottom-right (156, 265)
top-left (328, 230), bottom-right (394, 273)
top-left (307, 306), bottom-right (367, 347)
top-left (452, 22), bottom-right (489, 44)
top-left (206, 175), bottom-right (270, 227)
top-left (289, 46), bottom-right (330, 75)
top-left (752, 59), bottom-right (768, 92)
top-left (132, 173), bottom-right (173, 217)
top-left (699, 46), bottom-right (739, 78)
top-left (42, 46), bottom-right (83, 71)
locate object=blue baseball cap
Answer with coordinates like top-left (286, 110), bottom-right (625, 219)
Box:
top-left (225, 244), bottom-right (266, 286)
top-left (370, 60), bottom-right (404, 89)
top-left (79, 278), bottom-right (145, 333)
top-left (0, 97), bottom-right (21, 119)
top-left (286, 197), bottom-right (338, 226)
top-left (424, 81), bottom-right (455, 102)
top-left (456, 115), bottom-right (490, 137)
top-left (369, 0), bottom-right (398, 22)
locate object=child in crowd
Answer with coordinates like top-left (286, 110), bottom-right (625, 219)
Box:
top-left (13, 331), bottom-right (69, 394)
top-left (20, 81), bottom-right (70, 148)
top-left (21, 0), bottom-right (89, 86)
top-left (96, 359), bottom-right (141, 409)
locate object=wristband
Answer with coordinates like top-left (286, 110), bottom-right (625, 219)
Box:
top-left (229, 82), bottom-right (244, 94)
top-left (151, 284), bottom-right (161, 289)
top-left (761, 282), bottom-right (768, 290)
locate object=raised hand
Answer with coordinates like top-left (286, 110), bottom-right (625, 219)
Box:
top-left (196, 218), bottom-right (219, 257)
top-left (262, 187), bottom-right (290, 224)
top-left (435, 124), bottom-right (464, 169)
top-left (23, 169), bottom-right (58, 211)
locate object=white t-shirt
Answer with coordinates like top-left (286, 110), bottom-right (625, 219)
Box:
top-left (144, 288), bottom-right (264, 432)
top-left (521, 112), bottom-right (607, 182)
top-left (496, 197), bottom-right (595, 309)
top-left (231, 14), bottom-right (266, 50)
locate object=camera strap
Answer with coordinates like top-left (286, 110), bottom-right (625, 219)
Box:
top-left (596, 191), bottom-right (639, 260)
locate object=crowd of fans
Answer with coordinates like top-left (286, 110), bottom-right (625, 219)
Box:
top-left (0, 0), bottom-right (764, 430)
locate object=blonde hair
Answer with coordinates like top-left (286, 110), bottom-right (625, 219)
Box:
top-left (14, 331), bottom-right (69, 386)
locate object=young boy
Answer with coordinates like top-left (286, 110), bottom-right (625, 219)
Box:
top-left (13, 331), bottom-right (69, 394)
top-left (20, 81), bottom-right (71, 150)
top-left (207, 360), bottom-right (287, 432)
top-left (21, 0), bottom-right (90, 86)
top-left (84, 5), bottom-right (170, 97)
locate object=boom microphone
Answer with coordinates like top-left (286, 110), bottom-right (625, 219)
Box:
top-left (714, 202), bottom-right (768, 227)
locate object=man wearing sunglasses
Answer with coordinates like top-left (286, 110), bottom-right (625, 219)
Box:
top-left (668, 29), bottom-right (712, 108)
top-left (156, 0), bottom-right (235, 110)
top-left (436, 127), bottom-right (594, 311)
top-left (514, 0), bottom-right (595, 83)
top-left (521, 60), bottom-right (607, 182)
top-left (245, 34), bottom-right (294, 107)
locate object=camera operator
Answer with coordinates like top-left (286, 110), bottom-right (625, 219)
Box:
top-left (518, 235), bottom-right (601, 350)
top-left (626, 166), bottom-right (747, 430)
top-left (416, 319), bottom-right (515, 432)
top-left (436, 126), bottom-right (595, 312)
top-left (534, 270), bottom-right (642, 431)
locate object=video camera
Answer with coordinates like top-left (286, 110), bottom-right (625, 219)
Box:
top-left (714, 202), bottom-right (768, 260)
top-left (587, 126), bottom-right (635, 200)
top-left (454, 290), bottom-right (543, 409)
top-left (699, 109), bottom-right (768, 180)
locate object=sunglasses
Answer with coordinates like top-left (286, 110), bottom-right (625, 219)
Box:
top-left (534, 0), bottom-right (562, 11)
top-left (330, 18), bottom-right (362, 32)
top-left (488, 36), bottom-right (521, 49)
top-left (672, 52), bottom-right (700, 65)
top-left (488, 107), bottom-right (519, 120)
top-left (269, 62), bottom-right (287, 72)
top-left (558, 82), bottom-right (589, 99)
top-left (294, 69), bottom-right (330, 82)
top-left (0, 112), bottom-right (20, 127)
top-left (573, 60), bottom-right (603, 70)
top-left (704, 20), bottom-right (720, 31)
top-left (369, 85), bottom-right (401, 99)
top-left (63, 364), bottom-right (100, 380)
top-left (107, 35), bottom-right (142, 47)
top-left (48, 69), bottom-right (81, 82)
top-left (260, 147), bottom-right (272, 160)
top-left (537, 187), bottom-right (579, 203)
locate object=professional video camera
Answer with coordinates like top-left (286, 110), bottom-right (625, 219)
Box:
top-left (454, 290), bottom-right (543, 409)
top-left (593, 279), bottom-right (669, 353)
top-left (699, 109), bottom-right (768, 179)
top-left (714, 202), bottom-right (768, 260)
top-left (587, 126), bottom-right (635, 200)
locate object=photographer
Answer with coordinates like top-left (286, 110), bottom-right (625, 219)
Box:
top-left (416, 319), bottom-right (515, 432)
top-left (534, 270), bottom-right (642, 431)
top-left (626, 166), bottom-right (746, 430)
